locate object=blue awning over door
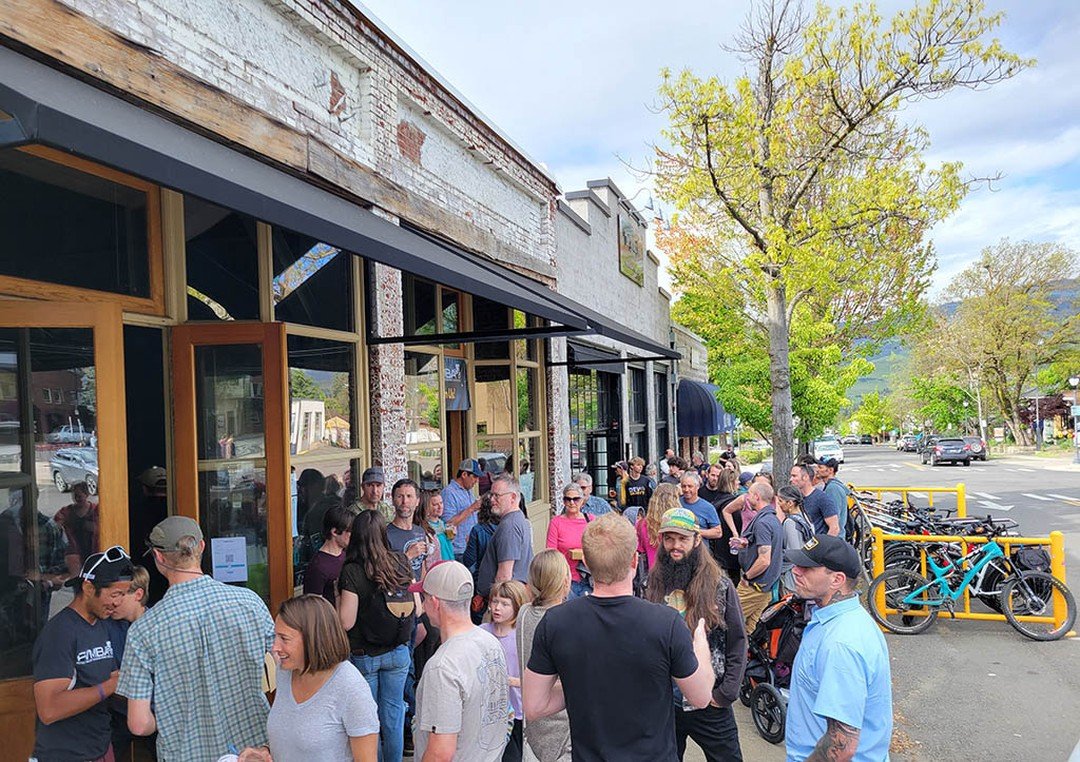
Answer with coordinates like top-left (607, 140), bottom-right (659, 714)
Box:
top-left (677, 380), bottom-right (736, 437)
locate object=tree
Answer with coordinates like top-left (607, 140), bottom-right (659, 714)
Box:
top-left (909, 376), bottom-right (969, 432)
top-left (924, 240), bottom-right (1079, 443)
top-left (289, 369), bottom-right (325, 402)
top-left (654, 0), bottom-right (1029, 483)
top-left (852, 390), bottom-right (891, 440)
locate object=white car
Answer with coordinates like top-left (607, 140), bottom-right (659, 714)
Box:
top-left (812, 438), bottom-right (845, 463)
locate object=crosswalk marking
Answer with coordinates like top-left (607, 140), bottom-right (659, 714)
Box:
top-left (1048, 494), bottom-right (1080, 505)
top-left (974, 492), bottom-right (1002, 500)
top-left (1022, 493), bottom-right (1053, 501)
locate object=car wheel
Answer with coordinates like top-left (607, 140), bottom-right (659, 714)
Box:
top-left (53, 471), bottom-right (69, 492)
top-left (963, 459), bottom-right (970, 467)
top-left (85, 475), bottom-right (98, 496)
top-left (929, 454), bottom-right (937, 467)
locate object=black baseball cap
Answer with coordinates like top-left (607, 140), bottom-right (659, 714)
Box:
top-left (817, 457), bottom-right (841, 472)
top-left (66, 546), bottom-right (134, 588)
top-left (784, 535), bottom-right (861, 579)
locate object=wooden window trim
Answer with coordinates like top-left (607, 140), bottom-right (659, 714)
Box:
top-left (0, 146), bottom-right (165, 315)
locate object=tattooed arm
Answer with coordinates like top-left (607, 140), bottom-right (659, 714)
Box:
top-left (805, 717), bottom-right (860, 762)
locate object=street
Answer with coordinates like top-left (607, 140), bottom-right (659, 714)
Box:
top-left (686, 444), bottom-right (1080, 761)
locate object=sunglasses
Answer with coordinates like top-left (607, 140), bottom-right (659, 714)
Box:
top-left (80, 545), bottom-right (130, 581)
top-left (562, 496), bottom-right (583, 503)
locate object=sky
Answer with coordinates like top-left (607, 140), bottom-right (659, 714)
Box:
top-left (357, 0), bottom-right (1080, 295)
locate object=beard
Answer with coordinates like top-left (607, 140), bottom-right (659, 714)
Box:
top-left (656, 544), bottom-right (701, 593)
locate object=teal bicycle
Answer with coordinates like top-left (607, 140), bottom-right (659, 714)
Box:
top-left (867, 519), bottom-right (1076, 641)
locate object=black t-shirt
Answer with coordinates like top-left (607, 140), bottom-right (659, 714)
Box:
top-left (338, 555), bottom-right (414, 656)
top-left (32, 607), bottom-right (117, 762)
top-left (624, 475), bottom-right (653, 509)
top-left (528, 595), bottom-right (697, 761)
top-left (698, 484), bottom-right (724, 506)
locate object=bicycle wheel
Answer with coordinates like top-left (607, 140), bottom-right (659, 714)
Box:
top-left (867, 568), bottom-right (941, 634)
top-left (1000, 572), bottom-right (1077, 641)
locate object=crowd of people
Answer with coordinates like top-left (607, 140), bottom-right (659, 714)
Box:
top-left (30, 449), bottom-right (891, 762)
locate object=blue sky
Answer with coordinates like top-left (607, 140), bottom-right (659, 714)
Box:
top-left (358, 1), bottom-right (1080, 294)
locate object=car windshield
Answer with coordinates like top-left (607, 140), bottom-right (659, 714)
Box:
top-left (937, 439), bottom-right (964, 445)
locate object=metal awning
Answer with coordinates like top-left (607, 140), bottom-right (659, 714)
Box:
top-left (566, 340), bottom-right (626, 375)
top-left (0, 47), bottom-right (587, 333)
top-left (677, 380), bottom-right (736, 437)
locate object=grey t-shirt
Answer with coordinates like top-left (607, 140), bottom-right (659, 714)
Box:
top-left (386, 522), bottom-right (430, 581)
top-left (414, 626), bottom-right (510, 761)
top-left (476, 508), bottom-right (534, 596)
top-left (738, 505), bottom-right (784, 589)
top-left (267, 661), bottom-right (379, 761)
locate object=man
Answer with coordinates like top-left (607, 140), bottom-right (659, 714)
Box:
top-left (442, 459), bottom-right (483, 560)
top-left (659, 448), bottom-right (676, 477)
top-left (475, 473), bottom-right (534, 596)
top-left (355, 466), bottom-right (393, 524)
top-left (409, 561), bottom-right (509, 761)
top-left (817, 458), bottom-right (850, 538)
top-left (662, 456), bottom-right (686, 485)
top-left (524, 513), bottom-right (715, 761)
top-left (698, 463), bottom-right (725, 506)
top-left (572, 472), bottom-right (611, 516)
top-left (647, 508), bottom-right (747, 762)
top-left (53, 481), bottom-right (100, 574)
top-left (387, 478), bottom-right (433, 581)
top-left (791, 464), bottom-right (838, 537)
top-left (33, 546), bottom-right (132, 762)
top-left (691, 451), bottom-right (708, 477)
top-left (679, 472), bottom-right (722, 532)
top-left (118, 517), bottom-right (275, 760)
top-left (732, 483), bottom-right (783, 632)
top-left (784, 535), bottom-right (892, 761)
top-left (621, 456), bottom-right (653, 523)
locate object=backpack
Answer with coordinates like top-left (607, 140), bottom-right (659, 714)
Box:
top-left (786, 513), bottom-right (814, 545)
top-left (357, 559), bottom-right (416, 649)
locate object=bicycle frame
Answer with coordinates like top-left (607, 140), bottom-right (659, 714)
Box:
top-left (903, 540), bottom-right (1007, 605)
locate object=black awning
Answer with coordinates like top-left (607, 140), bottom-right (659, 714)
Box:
top-left (0, 47), bottom-right (587, 333)
top-left (566, 340), bottom-right (625, 375)
top-left (677, 380), bottom-right (736, 437)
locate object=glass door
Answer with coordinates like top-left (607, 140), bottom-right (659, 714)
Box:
top-left (0, 301), bottom-right (127, 761)
top-left (171, 323), bottom-right (290, 610)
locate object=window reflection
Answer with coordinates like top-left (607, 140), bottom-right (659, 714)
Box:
top-left (194, 345), bottom-right (265, 460)
top-left (272, 229), bottom-right (352, 331)
top-left (404, 275), bottom-right (437, 336)
top-left (473, 295), bottom-right (509, 360)
top-left (287, 336), bottom-right (353, 455)
top-left (200, 466), bottom-right (269, 602)
top-left (474, 365), bottom-right (512, 435)
top-left (405, 352), bottom-right (441, 444)
top-left (517, 368), bottom-right (538, 432)
top-left (185, 197), bottom-right (259, 321)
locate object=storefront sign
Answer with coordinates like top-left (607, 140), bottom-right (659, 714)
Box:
top-left (618, 214), bottom-right (645, 286)
top-left (211, 536), bottom-right (249, 583)
top-left (444, 357), bottom-right (470, 411)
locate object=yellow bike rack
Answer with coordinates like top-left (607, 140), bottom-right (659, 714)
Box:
top-left (850, 482), bottom-right (967, 518)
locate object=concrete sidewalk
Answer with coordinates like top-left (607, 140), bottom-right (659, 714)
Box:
top-left (683, 703), bottom-right (785, 761)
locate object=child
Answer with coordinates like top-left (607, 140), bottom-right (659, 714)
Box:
top-left (481, 580), bottom-right (527, 762)
top-left (418, 490), bottom-right (455, 561)
top-left (106, 565), bottom-right (152, 762)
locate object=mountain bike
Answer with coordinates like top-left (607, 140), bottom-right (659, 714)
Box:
top-left (867, 522), bottom-right (1076, 641)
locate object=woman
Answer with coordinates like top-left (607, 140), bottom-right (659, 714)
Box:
top-left (517, 550), bottom-right (573, 762)
top-left (463, 491), bottom-right (499, 576)
top-left (417, 490), bottom-right (454, 561)
top-left (712, 469), bottom-right (743, 585)
top-left (337, 511), bottom-right (415, 762)
top-left (240, 595), bottom-right (378, 762)
top-left (776, 486), bottom-right (814, 594)
top-left (546, 484), bottom-right (592, 598)
top-left (636, 483), bottom-right (681, 574)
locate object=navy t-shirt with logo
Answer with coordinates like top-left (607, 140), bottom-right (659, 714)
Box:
top-left (33, 606), bottom-right (117, 762)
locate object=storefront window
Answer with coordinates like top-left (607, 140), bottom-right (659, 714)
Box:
top-left (0, 148), bottom-right (151, 298)
top-left (403, 275), bottom-right (437, 337)
top-left (655, 370), bottom-right (669, 453)
top-left (475, 365), bottom-right (513, 435)
top-left (405, 351), bottom-right (443, 488)
top-left (185, 196), bottom-right (260, 321)
top-left (287, 336), bottom-right (353, 455)
top-left (473, 295), bottom-right (510, 360)
top-left (517, 367), bottom-right (538, 432)
top-left (517, 437), bottom-right (541, 503)
top-left (272, 229), bottom-right (352, 332)
top-left (194, 345), bottom-right (265, 460)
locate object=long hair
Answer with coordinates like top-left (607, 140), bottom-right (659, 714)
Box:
top-left (644, 483), bottom-right (681, 546)
top-left (277, 594), bottom-right (349, 674)
top-left (646, 538), bottom-right (726, 631)
top-left (528, 548), bottom-right (570, 608)
top-left (718, 468), bottom-right (738, 495)
top-left (343, 510), bottom-right (412, 593)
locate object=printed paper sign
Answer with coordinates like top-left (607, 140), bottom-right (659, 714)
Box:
top-left (211, 536), bottom-right (248, 583)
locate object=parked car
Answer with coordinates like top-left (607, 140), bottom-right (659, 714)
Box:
top-left (840, 435), bottom-right (860, 445)
top-left (811, 438), bottom-right (845, 463)
top-left (962, 436), bottom-right (988, 461)
top-left (49, 447), bottom-right (99, 494)
top-left (859, 434), bottom-right (873, 445)
top-left (897, 435), bottom-right (919, 452)
top-left (46, 423), bottom-right (93, 445)
top-left (919, 437), bottom-right (971, 467)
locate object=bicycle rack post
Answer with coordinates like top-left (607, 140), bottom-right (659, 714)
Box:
top-left (871, 527), bottom-right (886, 621)
top-left (956, 482), bottom-right (966, 518)
top-left (1050, 531), bottom-right (1069, 633)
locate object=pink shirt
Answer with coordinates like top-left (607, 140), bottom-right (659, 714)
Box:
top-left (547, 513), bottom-right (590, 581)
top-left (636, 519), bottom-right (658, 570)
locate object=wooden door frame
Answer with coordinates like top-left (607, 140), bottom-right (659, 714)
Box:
top-left (0, 300), bottom-right (127, 759)
top-left (170, 322), bottom-right (291, 611)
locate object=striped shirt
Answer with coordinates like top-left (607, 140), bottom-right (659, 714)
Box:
top-left (118, 574), bottom-right (275, 762)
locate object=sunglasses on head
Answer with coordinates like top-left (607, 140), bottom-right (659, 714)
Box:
top-left (80, 545), bottom-right (130, 581)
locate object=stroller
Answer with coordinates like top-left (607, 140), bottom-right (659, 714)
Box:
top-left (739, 594), bottom-right (808, 744)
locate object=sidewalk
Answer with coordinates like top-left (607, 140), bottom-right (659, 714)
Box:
top-left (994, 450), bottom-right (1080, 472)
top-left (683, 703), bottom-right (785, 761)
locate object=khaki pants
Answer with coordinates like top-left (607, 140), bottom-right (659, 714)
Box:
top-left (736, 581), bottom-right (772, 634)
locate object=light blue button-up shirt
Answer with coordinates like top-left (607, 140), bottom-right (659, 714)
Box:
top-left (785, 596), bottom-right (892, 761)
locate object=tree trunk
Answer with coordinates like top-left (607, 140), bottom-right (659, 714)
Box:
top-left (766, 282), bottom-right (794, 487)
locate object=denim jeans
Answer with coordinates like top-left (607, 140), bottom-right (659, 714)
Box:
top-left (568, 579), bottom-right (592, 599)
top-left (351, 643), bottom-right (410, 762)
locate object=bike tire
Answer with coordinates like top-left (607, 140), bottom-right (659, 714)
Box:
top-left (1000, 572), bottom-right (1077, 641)
top-left (867, 568), bottom-right (941, 635)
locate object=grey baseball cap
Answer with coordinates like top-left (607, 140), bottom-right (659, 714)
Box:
top-left (146, 516), bottom-right (203, 552)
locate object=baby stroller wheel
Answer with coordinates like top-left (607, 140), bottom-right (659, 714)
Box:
top-left (750, 683), bottom-right (786, 744)
top-left (739, 676), bottom-right (754, 707)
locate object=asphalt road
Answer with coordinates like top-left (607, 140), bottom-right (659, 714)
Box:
top-left (685, 444), bottom-right (1080, 761)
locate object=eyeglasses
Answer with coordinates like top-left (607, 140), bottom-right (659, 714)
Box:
top-left (562, 496), bottom-right (583, 503)
top-left (490, 490), bottom-right (513, 499)
top-left (81, 545), bottom-right (130, 581)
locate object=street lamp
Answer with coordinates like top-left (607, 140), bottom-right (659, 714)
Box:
top-left (1070, 375), bottom-right (1080, 464)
